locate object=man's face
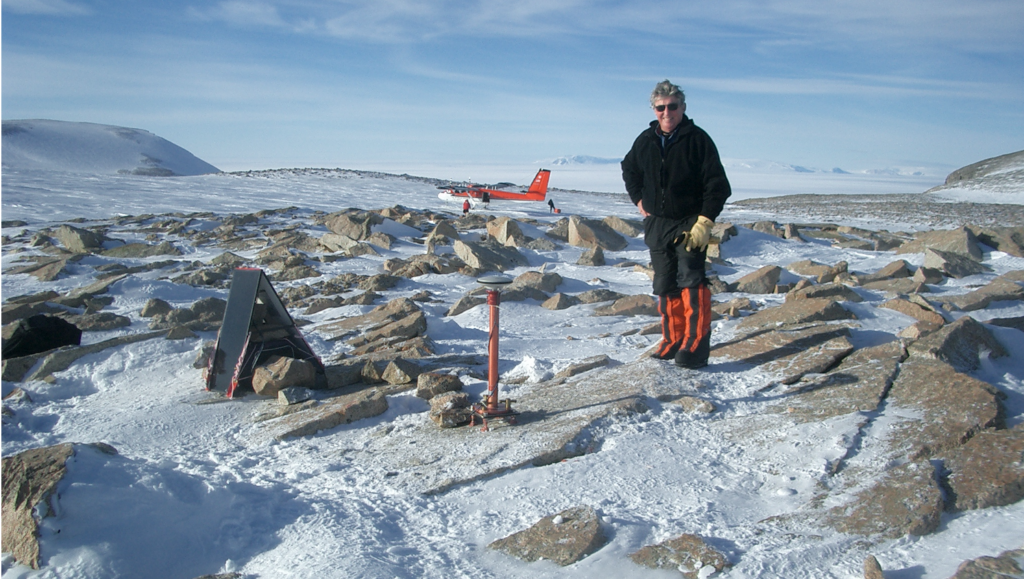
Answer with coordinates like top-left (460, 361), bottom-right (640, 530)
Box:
top-left (653, 96), bottom-right (685, 134)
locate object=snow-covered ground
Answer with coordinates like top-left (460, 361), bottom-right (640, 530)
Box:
top-left (3, 129), bottom-right (1024, 578)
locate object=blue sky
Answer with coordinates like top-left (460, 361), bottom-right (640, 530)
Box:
top-left (3, 0), bottom-right (1023, 173)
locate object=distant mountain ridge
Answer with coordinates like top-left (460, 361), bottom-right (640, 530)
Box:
top-left (551, 154), bottom-right (930, 177)
top-left (2, 119), bottom-right (219, 176)
top-left (547, 155), bottom-right (621, 165)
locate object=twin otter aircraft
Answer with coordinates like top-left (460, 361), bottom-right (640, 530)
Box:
top-left (437, 169), bottom-right (550, 206)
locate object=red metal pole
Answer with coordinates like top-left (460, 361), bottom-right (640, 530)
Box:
top-left (487, 288), bottom-right (500, 411)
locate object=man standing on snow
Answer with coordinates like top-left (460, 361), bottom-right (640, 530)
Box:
top-left (621, 80), bottom-right (731, 369)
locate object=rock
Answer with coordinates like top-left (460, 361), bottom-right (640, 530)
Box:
top-left (786, 260), bottom-right (831, 277)
top-left (1, 301), bottom-right (62, 325)
top-left (856, 260), bottom-right (912, 284)
top-left (486, 216), bottom-right (527, 246)
top-left (947, 548), bottom-right (1024, 579)
top-left (447, 295), bottom-right (486, 317)
top-left (60, 273), bottom-right (127, 305)
top-left (772, 341), bottom-right (905, 422)
top-left (907, 315), bottom-right (1008, 372)
top-left (415, 371), bottom-right (463, 400)
top-left (317, 297), bottom-right (421, 341)
top-left (783, 223), bottom-right (803, 241)
top-left (888, 359), bottom-right (1004, 459)
top-left (381, 358), bottom-right (421, 385)
top-left (712, 297), bottom-right (755, 318)
top-left (577, 246), bottom-right (605, 266)
top-left (274, 264), bottom-right (321, 281)
top-left (554, 354), bottom-right (611, 379)
top-left (938, 277), bottom-right (1024, 312)
top-left (365, 231), bottom-right (395, 250)
top-left (913, 266), bottom-right (945, 284)
top-left (211, 252), bottom-right (247, 267)
top-left (488, 505), bottom-right (606, 566)
top-left (140, 298), bottom-right (174, 317)
top-left (786, 282), bottom-right (863, 303)
top-left (262, 388), bottom-right (389, 440)
top-left (252, 356), bottom-right (319, 397)
top-left (592, 294), bottom-right (657, 317)
top-left (944, 428), bottom-right (1024, 511)
top-left (988, 316), bottom-right (1024, 333)
top-left (173, 269), bottom-right (229, 287)
top-left (736, 298), bottom-right (855, 331)
top-left (319, 232), bottom-right (360, 253)
top-left (816, 261), bottom-right (849, 284)
top-left (323, 211), bottom-right (383, 240)
top-left (828, 460), bottom-right (945, 539)
top-left (541, 293), bottom-right (580, 310)
top-left (567, 215), bottom-right (628, 251)
top-left (347, 310), bottom-right (427, 347)
top-left (53, 224), bottom-right (107, 253)
top-left (453, 239), bottom-right (527, 272)
top-left (495, 286), bottom-right (549, 303)
top-left (358, 274), bottom-right (400, 292)
top-left (190, 297), bottom-right (227, 323)
top-left (713, 324), bottom-right (854, 385)
top-left (525, 237), bottom-right (559, 251)
top-left (359, 359), bottom-right (386, 384)
top-left (880, 297), bottom-right (946, 327)
top-left (67, 311), bottom-right (132, 331)
top-left (511, 271), bottom-right (563, 293)
top-left (149, 308), bottom-right (197, 330)
top-left (545, 217), bottom-right (570, 242)
top-left (858, 277), bottom-right (930, 295)
top-left (100, 240), bottom-right (180, 258)
top-left (731, 265), bottom-right (782, 294)
top-left (577, 289), bottom-right (627, 304)
top-left (898, 320), bottom-right (943, 340)
top-left (278, 387), bottom-right (313, 405)
top-left (923, 248), bottom-right (990, 278)
top-left (967, 224), bottom-right (1024, 257)
top-left (1, 443), bottom-right (115, 569)
top-left (2, 356), bottom-right (41, 382)
top-left (429, 220), bottom-right (460, 243)
top-left (428, 391), bottom-right (473, 428)
top-left (864, 555), bottom-right (884, 579)
top-left (897, 226), bottom-right (984, 261)
top-left (629, 533), bottom-right (730, 579)
top-left (603, 215), bottom-right (643, 237)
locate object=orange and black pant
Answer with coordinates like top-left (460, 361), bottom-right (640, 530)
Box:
top-left (645, 215), bottom-right (712, 360)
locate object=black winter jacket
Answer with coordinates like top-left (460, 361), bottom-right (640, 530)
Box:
top-left (621, 118), bottom-right (731, 222)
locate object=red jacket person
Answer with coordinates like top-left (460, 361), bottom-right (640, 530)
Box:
top-left (621, 80), bottom-right (731, 369)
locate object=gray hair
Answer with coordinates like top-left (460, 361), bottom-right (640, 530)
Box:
top-left (650, 80), bottom-right (685, 107)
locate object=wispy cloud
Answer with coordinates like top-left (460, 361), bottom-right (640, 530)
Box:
top-left (188, 1), bottom-right (288, 29)
top-left (683, 74), bottom-right (1019, 102)
top-left (2, 0), bottom-right (90, 16)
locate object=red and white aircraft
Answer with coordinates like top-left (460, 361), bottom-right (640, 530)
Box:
top-left (437, 169), bottom-right (550, 205)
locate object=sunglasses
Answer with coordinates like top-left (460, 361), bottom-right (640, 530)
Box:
top-left (654, 103), bottom-right (680, 112)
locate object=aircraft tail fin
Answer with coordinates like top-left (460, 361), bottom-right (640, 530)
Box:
top-left (525, 169), bottom-right (550, 200)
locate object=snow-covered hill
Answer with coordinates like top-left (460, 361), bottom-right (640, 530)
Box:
top-left (1, 120), bottom-right (220, 176)
top-left (926, 150), bottom-right (1024, 204)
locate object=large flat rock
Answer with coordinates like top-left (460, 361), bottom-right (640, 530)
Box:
top-left (827, 460), bottom-right (945, 539)
top-left (887, 359), bottom-right (1004, 459)
top-left (712, 323), bottom-right (854, 385)
top-left (768, 340), bottom-right (905, 422)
